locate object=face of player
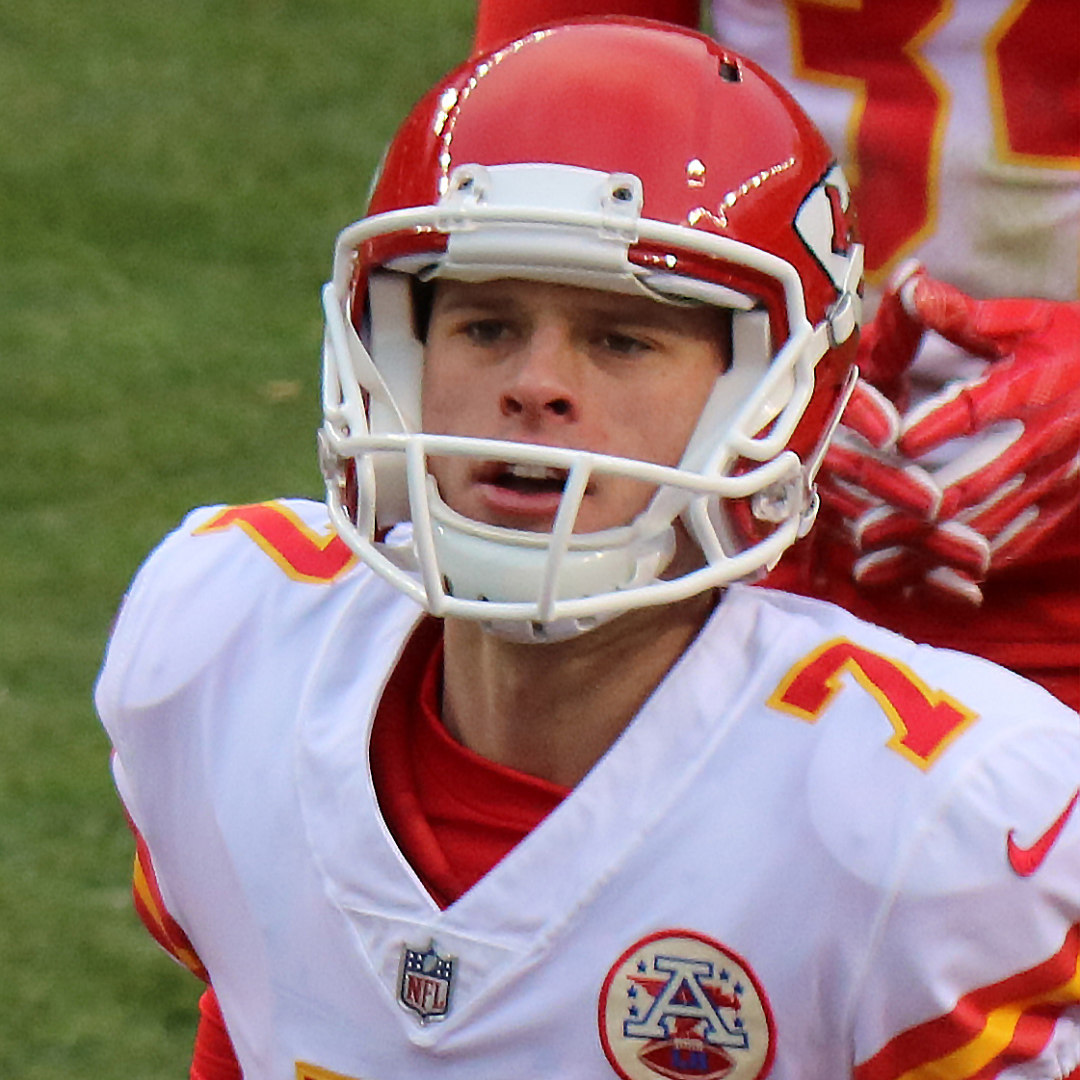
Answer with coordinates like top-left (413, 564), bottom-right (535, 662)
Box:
top-left (421, 279), bottom-right (729, 534)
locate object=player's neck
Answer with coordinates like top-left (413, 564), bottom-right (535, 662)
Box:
top-left (440, 591), bottom-right (718, 789)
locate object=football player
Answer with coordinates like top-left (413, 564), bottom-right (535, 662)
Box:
top-left (97, 20), bottom-right (1080, 1080)
top-left (473, 0), bottom-right (1080, 712)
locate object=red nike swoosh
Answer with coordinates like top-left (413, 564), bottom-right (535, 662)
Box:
top-left (1007, 789), bottom-right (1080, 877)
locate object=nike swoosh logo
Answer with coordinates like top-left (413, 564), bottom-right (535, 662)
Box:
top-left (1007, 788), bottom-right (1079, 877)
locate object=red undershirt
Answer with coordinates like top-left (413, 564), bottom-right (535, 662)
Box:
top-left (191, 619), bottom-right (569, 1079)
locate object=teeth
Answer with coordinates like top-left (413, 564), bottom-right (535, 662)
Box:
top-left (506, 463), bottom-right (565, 481)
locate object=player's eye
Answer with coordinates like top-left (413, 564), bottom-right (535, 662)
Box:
top-left (463, 318), bottom-right (511, 346)
top-left (599, 331), bottom-right (651, 357)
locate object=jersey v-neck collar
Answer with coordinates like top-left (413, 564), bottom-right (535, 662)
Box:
top-left (297, 580), bottom-right (762, 1039)
top-left (369, 617), bottom-right (569, 909)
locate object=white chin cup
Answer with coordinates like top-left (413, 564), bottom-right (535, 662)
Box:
top-left (429, 494), bottom-right (677, 642)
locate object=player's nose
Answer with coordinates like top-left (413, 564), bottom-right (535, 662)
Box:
top-left (499, 323), bottom-right (580, 424)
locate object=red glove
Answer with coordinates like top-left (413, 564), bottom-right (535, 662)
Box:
top-left (817, 264), bottom-right (1080, 603)
top-left (816, 263), bottom-right (943, 580)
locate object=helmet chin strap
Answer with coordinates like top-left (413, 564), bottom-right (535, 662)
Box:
top-left (426, 484), bottom-right (678, 643)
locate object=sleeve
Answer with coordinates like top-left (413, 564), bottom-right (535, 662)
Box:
top-left (130, 820), bottom-right (244, 1080)
top-left (472, 0), bottom-right (700, 56)
top-left (129, 811), bottom-right (209, 981)
top-left (851, 719), bottom-right (1080, 1080)
top-left (191, 987), bottom-right (244, 1080)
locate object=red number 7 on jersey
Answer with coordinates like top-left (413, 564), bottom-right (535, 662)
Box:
top-left (768, 638), bottom-right (977, 769)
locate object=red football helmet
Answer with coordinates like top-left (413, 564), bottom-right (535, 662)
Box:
top-left (318, 18), bottom-right (862, 640)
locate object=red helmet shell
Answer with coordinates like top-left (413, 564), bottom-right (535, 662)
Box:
top-left (366, 19), bottom-right (849, 325)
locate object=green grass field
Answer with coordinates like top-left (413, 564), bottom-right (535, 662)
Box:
top-left (1, 2), bottom-right (473, 1074)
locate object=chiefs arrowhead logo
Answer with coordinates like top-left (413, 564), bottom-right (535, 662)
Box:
top-left (794, 164), bottom-right (858, 291)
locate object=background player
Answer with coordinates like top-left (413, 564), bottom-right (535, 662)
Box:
top-left (97, 19), bottom-right (1080, 1080)
top-left (473, 0), bottom-right (1080, 710)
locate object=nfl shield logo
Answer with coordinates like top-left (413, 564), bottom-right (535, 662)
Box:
top-left (398, 940), bottom-right (455, 1023)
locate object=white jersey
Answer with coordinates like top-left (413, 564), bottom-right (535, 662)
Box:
top-left (96, 499), bottom-right (1080, 1080)
top-left (712, 0), bottom-right (1079, 303)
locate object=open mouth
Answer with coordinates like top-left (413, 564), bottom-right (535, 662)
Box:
top-left (491, 462), bottom-right (569, 495)
top-left (451, 457), bottom-right (611, 528)
top-left (465, 460), bottom-right (578, 524)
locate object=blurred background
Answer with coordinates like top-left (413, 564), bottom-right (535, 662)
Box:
top-left (0, 1), bottom-right (473, 1074)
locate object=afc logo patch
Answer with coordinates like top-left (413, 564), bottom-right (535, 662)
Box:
top-left (599, 930), bottom-right (774, 1080)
